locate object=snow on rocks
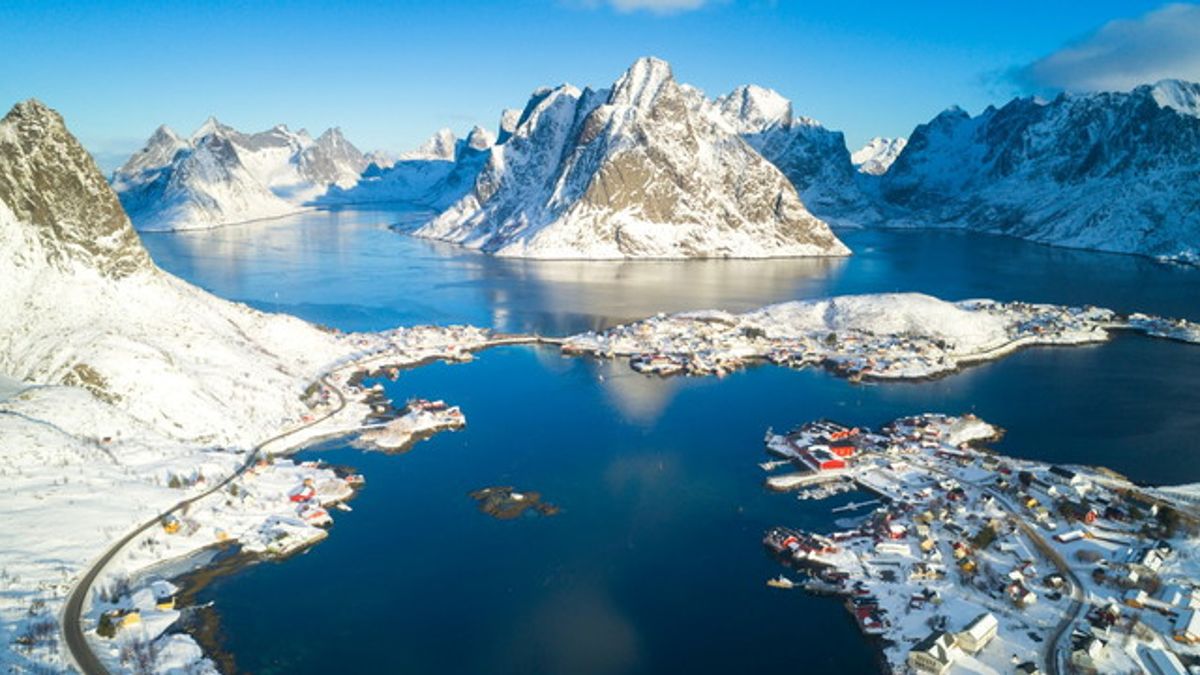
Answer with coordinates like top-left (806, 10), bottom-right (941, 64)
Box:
top-left (356, 399), bottom-right (466, 452)
top-left (563, 293), bottom-right (1196, 381)
top-left (879, 81), bottom-right (1200, 264)
top-left (851, 136), bottom-right (907, 176)
top-left (760, 413), bottom-right (1200, 675)
top-left (112, 118), bottom-right (369, 231)
top-left (414, 57), bottom-right (849, 259)
top-left (0, 100), bottom-right (504, 674)
top-left (1126, 313), bottom-right (1200, 345)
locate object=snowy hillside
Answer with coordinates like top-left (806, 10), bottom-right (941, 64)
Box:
top-left (880, 80), bottom-right (1200, 264)
top-left (711, 85), bottom-right (878, 225)
top-left (318, 126), bottom-right (495, 211)
top-left (851, 137), bottom-right (906, 175)
top-left (0, 99), bottom-right (363, 670)
top-left (414, 57), bottom-right (849, 259)
top-left (111, 117), bottom-right (368, 231)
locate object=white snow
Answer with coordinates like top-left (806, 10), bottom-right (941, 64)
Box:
top-left (414, 57), bottom-right (849, 260)
top-left (112, 120), bottom-right (369, 231)
top-left (563, 293), bottom-right (1164, 380)
top-left (851, 136), bottom-right (907, 175)
top-left (879, 82), bottom-right (1200, 264)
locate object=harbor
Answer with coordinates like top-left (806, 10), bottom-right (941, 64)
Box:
top-left (759, 413), bottom-right (1200, 674)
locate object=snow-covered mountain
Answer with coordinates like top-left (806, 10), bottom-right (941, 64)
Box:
top-left (318, 125), bottom-right (495, 211)
top-left (2, 99), bottom-right (350, 447)
top-left (0, 99), bottom-right (371, 673)
top-left (415, 57), bottom-right (849, 259)
top-left (879, 80), bottom-right (1200, 264)
top-left (711, 84), bottom-right (877, 225)
top-left (851, 137), bottom-right (907, 175)
top-left (111, 118), bottom-right (368, 231)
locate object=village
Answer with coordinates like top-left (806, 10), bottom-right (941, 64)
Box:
top-left (57, 324), bottom-right (502, 674)
top-left (759, 413), bottom-right (1200, 675)
top-left (561, 294), bottom-right (1200, 382)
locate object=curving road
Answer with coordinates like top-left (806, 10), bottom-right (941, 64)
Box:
top-left (62, 375), bottom-right (346, 675)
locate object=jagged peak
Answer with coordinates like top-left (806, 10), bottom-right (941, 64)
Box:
top-left (717, 84), bottom-right (794, 130)
top-left (190, 115), bottom-right (231, 142)
top-left (149, 124), bottom-right (183, 143)
top-left (400, 127), bottom-right (458, 161)
top-left (609, 56), bottom-right (676, 108)
top-left (0, 99), bottom-right (151, 278)
top-left (510, 84), bottom-right (583, 139)
top-left (1146, 79), bottom-right (1200, 118)
top-left (317, 126), bottom-right (345, 141)
top-left (497, 108), bottom-right (522, 144)
top-left (464, 126), bottom-right (494, 151)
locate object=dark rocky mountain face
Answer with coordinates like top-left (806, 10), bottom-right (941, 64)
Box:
top-left (0, 100), bottom-right (151, 278)
top-left (879, 81), bottom-right (1200, 263)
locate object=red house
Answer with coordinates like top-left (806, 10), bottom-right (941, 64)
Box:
top-left (803, 447), bottom-right (847, 472)
top-left (830, 443), bottom-right (857, 458)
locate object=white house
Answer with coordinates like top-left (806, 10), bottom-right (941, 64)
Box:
top-left (955, 612), bottom-right (998, 654)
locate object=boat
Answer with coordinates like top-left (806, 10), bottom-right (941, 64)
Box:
top-left (766, 575), bottom-right (796, 589)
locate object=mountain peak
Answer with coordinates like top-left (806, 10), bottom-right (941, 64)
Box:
top-left (191, 115), bottom-right (231, 141)
top-left (610, 56), bottom-right (676, 108)
top-left (401, 128), bottom-right (458, 161)
top-left (851, 137), bottom-right (907, 175)
top-left (0, 99), bottom-right (151, 278)
top-left (1147, 79), bottom-right (1200, 118)
top-left (464, 126), bottom-right (494, 151)
top-left (717, 84), bottom-right (795, 131)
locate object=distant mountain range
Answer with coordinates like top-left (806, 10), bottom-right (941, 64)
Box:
top-left (878, 80), bottom-right (1200, 265)
top-left (0, 100), bottom-right (350, 444)
top-left (318, 126), bottom-right (496, 212)
top-left (111, 119), bottom-right (367, 231)
top-left (106, 61), bottom-right (1199, 263)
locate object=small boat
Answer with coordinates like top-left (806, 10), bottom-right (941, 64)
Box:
top-left (766, 575), bottom-right (796, 589)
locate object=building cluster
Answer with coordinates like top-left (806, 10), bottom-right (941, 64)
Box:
top-left (759, 413), bottom-right (1200, 674)
top-left (557, 298), bottom-right (1191, 383)
top-left (355, 398), bottom-right (466, 452)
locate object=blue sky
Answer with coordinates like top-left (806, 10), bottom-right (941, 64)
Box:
top-left (0, 0), bottom-right (1193, 169)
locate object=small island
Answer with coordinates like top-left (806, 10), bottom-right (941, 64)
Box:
top-left (469, 486), bottom-right (560, 520)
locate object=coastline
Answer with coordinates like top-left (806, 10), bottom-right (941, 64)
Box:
top-left (54, 302), bottom-right (1200, 674)
top-left (61, 334), bottom-right (554, 675)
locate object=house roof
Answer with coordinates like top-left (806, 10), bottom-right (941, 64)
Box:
top-left (962, 612), bottom-right (998, 640)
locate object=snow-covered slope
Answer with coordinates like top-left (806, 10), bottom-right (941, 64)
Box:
top-left (880, 80), bottom-right (1200, 264)
top-left (0, 99), bottom-right (375, 671)
top-left (711, 84), bottom-right (877, 225)
top-left (851, 137), bottom-right (907, 175)
top-left (112, 118), bottom-right (368, 231)
top-left (3, 100), bottom-right (353, 445)
top-left (319, 126), bottom-right (495, 211)
top-left (414, 57), bottom-right (849, 259)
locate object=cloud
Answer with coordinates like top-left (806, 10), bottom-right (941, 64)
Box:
top-left (568, 0), bottom-right (710, 14)
top-left (608, 0), bottom-right (707, 11)
top-left (1013, 3), bottom-right (1200, 93)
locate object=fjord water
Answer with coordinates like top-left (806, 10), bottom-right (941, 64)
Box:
top-left (142, 209), bottom-right (1200, 674)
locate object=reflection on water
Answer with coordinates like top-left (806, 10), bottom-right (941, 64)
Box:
top-left (153, 211), bottom-right (1200, 675)
top-left (142, 208), bottom-right (1200, 338)
top-left (142, 207), bottom-right (848, 334)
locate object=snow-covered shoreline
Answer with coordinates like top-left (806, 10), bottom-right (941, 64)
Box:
top-left (760, 413), bottom-right (1200, 674)
top-left (59, 338), bottom-right (485, 673)
top-left (562, 293), bottom-right (1200, 381)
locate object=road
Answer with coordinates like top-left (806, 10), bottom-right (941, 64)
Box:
top-left (61, 374), bottom-right (346, 675)
top-left (919, 456), bottom-right (1086, 675)
top-left (986, 488), bottom-right (1085, 675)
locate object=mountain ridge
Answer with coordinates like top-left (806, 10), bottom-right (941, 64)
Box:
top-left (414, 57), bottom-right (850, 259)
